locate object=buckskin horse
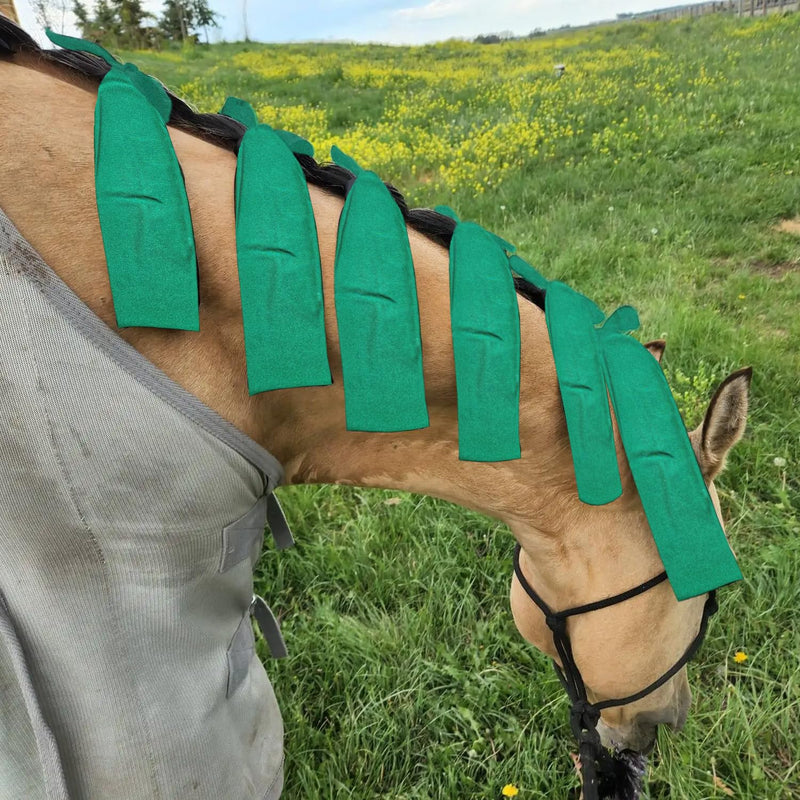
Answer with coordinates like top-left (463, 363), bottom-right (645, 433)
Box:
top-left (0, 16), bottom-right (751, 800)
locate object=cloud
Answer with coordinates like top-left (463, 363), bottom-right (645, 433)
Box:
top-left (362, 0), bottom-right (688, 44)
top-left (509, 0), bottom-right (547, 11)
top-left (394, 0), bottom-right (466, 22)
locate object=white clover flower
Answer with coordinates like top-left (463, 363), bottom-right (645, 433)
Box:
top-left (773, 457), bottom-right (787, 468)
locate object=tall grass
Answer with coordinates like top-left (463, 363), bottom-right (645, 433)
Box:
top-left (125, 12), bottom-right (799, 797)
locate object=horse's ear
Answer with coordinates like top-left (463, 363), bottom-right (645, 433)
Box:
top-left (644, 340), bottom-right (666, 364)
top-left (693, 367), bottom-right (752, 481)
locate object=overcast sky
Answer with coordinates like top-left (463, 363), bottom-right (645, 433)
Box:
top-left (16, 0), bottom-right (701, 45)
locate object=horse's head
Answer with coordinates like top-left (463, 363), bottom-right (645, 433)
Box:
top-left (509, 350), bottom-right (751, 756)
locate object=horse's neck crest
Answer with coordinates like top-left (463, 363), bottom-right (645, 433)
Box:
top-left (41, 33), bottom-right (741, 600)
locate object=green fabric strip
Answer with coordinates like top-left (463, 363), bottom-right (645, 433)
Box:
top-left (46, 29), bottom-right (118, 66)
top-left (94, 71), bottom-right (199, 330)
top-left (545, 282), bottom-right (622, 504)
top-left (435, 205), bottom-right (515, 253)
top-left (331, 145), bottom-right (364, 176)
top-left (599, 327), bottom-right (743, 600)
top-left (434, 205), bottom-right (460, 223)
top-left (220, 96), bottom-right (259, 129)
top-left (219, 97), bottom-right (315, 156)
top-left (47, 30), bottom-right (171, 122)
top-left (333, 168), bottom-right (428, 432)
top-left (601, 304), bottom-right (640, 335)
top-left (274, 130), bottom-right (315, 157)
top-left (509, 254), bottom-right (549, 291)
top-left (449, 222), bottom-right (521, 461)
top-left (48, 30), bottom-right (199, 331)
top-left (234, 123), bottom-right (331, 393)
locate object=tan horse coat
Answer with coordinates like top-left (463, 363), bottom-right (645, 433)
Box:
top-left (0, 46), bottom-right (751, 755)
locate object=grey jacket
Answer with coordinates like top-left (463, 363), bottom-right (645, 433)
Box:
top-left (0, 208), bottom-right (289, 800)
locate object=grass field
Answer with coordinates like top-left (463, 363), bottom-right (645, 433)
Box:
top-left (124, 12), bottom-right (800, 798)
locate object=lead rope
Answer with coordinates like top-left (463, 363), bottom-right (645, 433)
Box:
top-left (513, 544), bottom-right (718, 800)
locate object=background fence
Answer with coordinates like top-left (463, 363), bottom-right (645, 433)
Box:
top-left (626, 0), bottom-right (798, 22)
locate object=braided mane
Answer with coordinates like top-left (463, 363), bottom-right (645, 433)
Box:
top-left (0, 15), bottom-right (546, 309)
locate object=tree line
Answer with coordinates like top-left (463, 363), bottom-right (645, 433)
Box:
top-left (31, 1), bottom-right (219, 48)
top-left (473, 30), bottom-right (548, 44)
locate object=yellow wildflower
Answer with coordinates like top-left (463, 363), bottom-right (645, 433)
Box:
top-left (733, 651), bottom-right (748, 663)
top-left (502, 785), bottom-right (520, 797)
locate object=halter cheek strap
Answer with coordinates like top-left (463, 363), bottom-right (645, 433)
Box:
top-left (513, 544), bottom-right (718, 800)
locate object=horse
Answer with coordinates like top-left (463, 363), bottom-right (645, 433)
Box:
top-left (0, 17), bottom-right (751, 799)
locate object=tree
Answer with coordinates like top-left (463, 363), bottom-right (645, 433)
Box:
top-left (72, 0), bottom-right (155, 47)
top-left (160, 0), bottom-right (189, 40)
top-left (192, 0), bottom-right (217, 40)
top-left (72, 0), bottom-right (90, 29)
top-left (30, 0), bottom-right (54, 28)
top-left (160, 0), bottom-right (219, 43)
top-left (31, 0), bottom-right (71, 31)
top-left (70, 0), bottom-right (218, 48)
top-left (112, 0), bottom-right (151, 47)
top-left (93, 0), bottom-right (118, 35)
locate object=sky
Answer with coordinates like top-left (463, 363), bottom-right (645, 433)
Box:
top-left (15, 0), bottom-right (703, 45)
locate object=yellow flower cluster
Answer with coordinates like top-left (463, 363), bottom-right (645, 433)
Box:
top-left (170, 13), bottom-right (799, 199)
top-left (255, 103), bottom-right (329, 144)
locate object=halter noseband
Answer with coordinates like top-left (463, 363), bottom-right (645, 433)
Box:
top-left (513, 544), bottom-right (718, 800)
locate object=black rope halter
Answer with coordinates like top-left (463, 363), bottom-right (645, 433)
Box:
top-left (513, 544), bottom-right (718, 800)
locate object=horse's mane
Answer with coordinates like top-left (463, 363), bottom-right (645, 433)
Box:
top-left (0, 15), bottom-right (545, 310)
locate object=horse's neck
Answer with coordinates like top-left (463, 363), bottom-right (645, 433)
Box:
top-left (0, 54), bottom-right (569, 528)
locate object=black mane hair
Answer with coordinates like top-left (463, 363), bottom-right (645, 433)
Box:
top-left (0, 15), bottom-right (545, 309)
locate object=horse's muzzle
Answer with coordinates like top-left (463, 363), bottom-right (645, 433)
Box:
top-left (597, 673), bottom-right (692, 754)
